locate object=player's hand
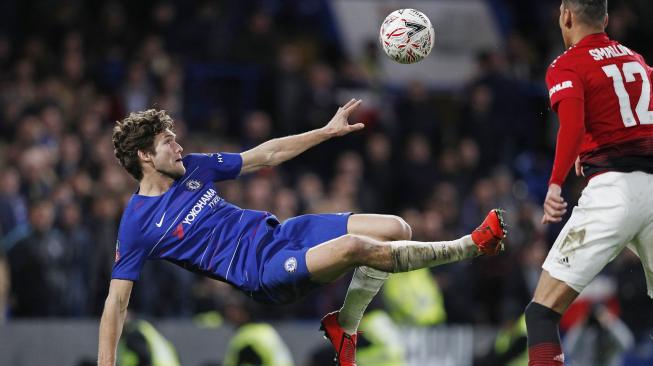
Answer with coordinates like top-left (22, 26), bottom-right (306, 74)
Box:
top-left (542, 183), bottom-right (567, 224)
top-left (574, 156), bottom-right (584, 177)
top-left (322, 98), bottom-right (365, 137)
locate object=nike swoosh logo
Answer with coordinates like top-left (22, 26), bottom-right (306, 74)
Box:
top-left (155, 213), bottom-right (166, 227)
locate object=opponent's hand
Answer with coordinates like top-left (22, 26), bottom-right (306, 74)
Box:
top-left (574, 156), bottom-right (584, 177)
top-left (542, 183), bottom-right (567, 224)
top-left (322, 98), bottom-right (365, 137)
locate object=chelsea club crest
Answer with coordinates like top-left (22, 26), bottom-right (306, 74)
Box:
top-left (186, 179), bottom-right (201, 191)
top-left (284, 257), bottom-right (297, 273)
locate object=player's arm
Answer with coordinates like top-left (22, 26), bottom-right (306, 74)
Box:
top-left (542, 97), bottom-right (585, 224)
top-left (240, 98), bottom-right (364, 174)
top-left (98, 279), bottom-right (133, 366)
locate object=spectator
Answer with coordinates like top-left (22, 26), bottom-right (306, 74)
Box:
top-left (0, 167), bottom-right (29, 249)
top-left (0, 249), bottom-right (8, 322)
top-left (8, 200), bottom-right (66, 316)
top-left (57, 201), bottom-right (94, 316)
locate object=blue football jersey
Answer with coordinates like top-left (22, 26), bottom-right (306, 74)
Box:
top-left (111, 152), bottom-right (279, 294)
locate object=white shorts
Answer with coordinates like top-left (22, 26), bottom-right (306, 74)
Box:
top-left (542, 171), bottom-right (653, 298)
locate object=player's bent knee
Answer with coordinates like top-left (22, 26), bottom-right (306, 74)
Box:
top-left (388, 215), bottom-right (412, 241)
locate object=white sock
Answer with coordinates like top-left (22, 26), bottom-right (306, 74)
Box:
top-left (389, 235), bottom-right (478, 272)
top-left (337, 266), bottom-right (389, 335)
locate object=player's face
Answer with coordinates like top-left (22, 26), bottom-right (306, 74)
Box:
top-left (151, 129), bottom-right (185, 179)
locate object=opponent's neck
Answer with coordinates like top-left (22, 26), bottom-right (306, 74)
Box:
top-left (569, 27), bottom-right (604, 47)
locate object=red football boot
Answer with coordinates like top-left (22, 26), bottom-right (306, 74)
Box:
top-left (320, 311), bottom-right (358, 366)
top-left (471, 209), bottom-right (507, 255)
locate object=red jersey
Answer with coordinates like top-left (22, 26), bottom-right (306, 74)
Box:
top-left (546, 33), bottom-right (653, 178)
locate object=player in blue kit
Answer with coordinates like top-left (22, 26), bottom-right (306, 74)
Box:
top-left (98, 101), bottom-right (507, 366)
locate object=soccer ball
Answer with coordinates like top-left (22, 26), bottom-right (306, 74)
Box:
top-left (379, 9), bottom-right (435, 64)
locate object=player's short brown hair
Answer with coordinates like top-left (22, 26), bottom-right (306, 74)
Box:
top-left (562, 0), bottom-right (608, 28)
top-left (112, 109), bottom-right (174, 180)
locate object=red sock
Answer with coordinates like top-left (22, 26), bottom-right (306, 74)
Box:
top-left (528, 343), bottom-right (564, 365)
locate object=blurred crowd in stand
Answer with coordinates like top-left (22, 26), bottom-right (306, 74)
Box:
top-left (1, 0), bottom-right (653, 361)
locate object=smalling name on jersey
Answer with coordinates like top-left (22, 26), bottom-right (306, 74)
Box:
top-left (589, 45), bottom-right (633, 61)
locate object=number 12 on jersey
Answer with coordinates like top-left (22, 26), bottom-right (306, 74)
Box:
top-left (602, 61), bottom-right (653, 127)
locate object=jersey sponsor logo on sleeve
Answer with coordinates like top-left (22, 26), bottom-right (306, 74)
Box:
top-left (589, 44), bottom-right (633, 61)
top-left (549, 80), bottom-right (574, 97)
top-left (202, 153), bottom-right (224, 163)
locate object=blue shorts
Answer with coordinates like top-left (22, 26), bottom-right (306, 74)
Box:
top-left (251, 213), bottom-right (351, 304)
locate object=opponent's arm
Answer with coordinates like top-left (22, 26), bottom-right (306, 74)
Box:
top-left (542, 97), bottom-right (585, 224)
top-left (240, 98), bottom-right (364, 174)
top-left (98, 279), bottom-right (134, 366)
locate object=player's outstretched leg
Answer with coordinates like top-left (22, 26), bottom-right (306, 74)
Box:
top-left (389, 208), bottom-right (506, 272)
top-left (315, 209), bottom-right (506, 366)
top-left (307, 209), bottom-right (507, 282)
